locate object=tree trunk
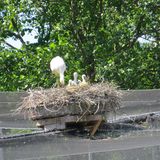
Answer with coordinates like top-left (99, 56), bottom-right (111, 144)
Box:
top-left (83, 51), bottom-right (95, 82)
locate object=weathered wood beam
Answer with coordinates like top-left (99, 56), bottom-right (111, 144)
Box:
top-left (90, 118), bottom-right (103, 136)
top-left (36, 114), bottom-right (105, 131)
top-left (114, 112), bottom-right (160, 124)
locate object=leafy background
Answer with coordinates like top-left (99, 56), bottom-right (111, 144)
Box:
top-left (0, 0), bottom-right (159, 91)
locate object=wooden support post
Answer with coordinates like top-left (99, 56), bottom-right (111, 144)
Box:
top-left (90, 118), bottom-right (103, 137)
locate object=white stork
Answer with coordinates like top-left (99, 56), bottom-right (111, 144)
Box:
top-left (50, 56), bottom-right (66, 86)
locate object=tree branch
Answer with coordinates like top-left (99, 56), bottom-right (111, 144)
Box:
top-left (129, 15), bottom-right (145, 47)
top-left (2, 40), bottom-right (23, 52)
top-left (88, 0), bottom-right (98, 32)
top-left (3, 41), bottom-right (19, 50)
top-left (95, 0), bottom-right (103, 30)
top-left (117, 14), bottom-right (145, 52)
top-left (6, 30), bottom-right (25, 45)
top-left (70, 0), bottom-right (85, 52)
top-left (11, 19), bottom-right (26, 45)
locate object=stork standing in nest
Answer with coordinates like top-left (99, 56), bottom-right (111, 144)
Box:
top-left (50, 56), bottom-right (66, 87)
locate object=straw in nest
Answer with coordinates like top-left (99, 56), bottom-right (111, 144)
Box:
top-left (16, 82), bottom-right (123, 120)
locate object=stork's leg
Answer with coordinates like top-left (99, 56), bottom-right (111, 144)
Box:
top-left (52, 72), bottom-right (60, 87)
top-left (60, 72), bottom-right (65, 86)
top-left (55, 77), bottom-right (64, 87)
top-left (56, 77), bottom-right (60, 87)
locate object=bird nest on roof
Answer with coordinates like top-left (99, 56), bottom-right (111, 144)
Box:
top-left (16, 82), bottom-right (123, 120)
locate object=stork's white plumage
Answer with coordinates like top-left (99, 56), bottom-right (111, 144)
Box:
top-left (82, 74), bottom-right (87, 83)
top-left (72, 72), bottom-right (78, 85)
top-left (68, 79), bottom-right (73, 86)
top-left (50, 56), bottom-right (66, 86)
top-left (72, 72), bottom-right (81, 85)
top-left (66, 81), bottom-right (77, 93)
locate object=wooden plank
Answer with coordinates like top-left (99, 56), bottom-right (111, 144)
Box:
top-left (0, 112), bottom-right (36, 129)
top-left (0, 92), bottom-right (27, 102)
top-left (36, 115), bottom-right (105, 126)
top-left (1, 89), bottom-right (160, 129)
top-left (121, 101), bottom-right (160, 108)
top-left (32, 99), bottom-right (160, 122)
top-left (120, 101), bottom-right (160, 112)
top-left (0, 148), bottom-right (4, 160)
top-left (2, 133), bottom-right (160, 159)
top-left (44, 123), bottom-right (66, 130)
top-left (0, 118), bottom-right (36, 128)
top-left (116, 101), bottom-right (160, 120)
top-left (122, 89), bottom-right (160, 101)
top-left (36, 114), bottom-right (105, 130)
top-left (0, 102), bottom-right (18, 114)
top-left (30, 104), bottom-right (106, 121)
top-left (90, 118), bottom-right (103, 136)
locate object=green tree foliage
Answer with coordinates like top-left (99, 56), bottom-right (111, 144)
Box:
top-left (0, 0), bottom-right (159, 91)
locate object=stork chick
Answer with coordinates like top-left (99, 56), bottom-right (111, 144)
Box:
top-left (79, 74), bottom-right (88, 87)
top-left (72, 72), bottom-right (81, 85)
top-left (67, 79), bottom-right (73, 86)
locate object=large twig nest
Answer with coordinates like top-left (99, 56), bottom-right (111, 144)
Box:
top-left (16, 82), bottom-right (123, 120)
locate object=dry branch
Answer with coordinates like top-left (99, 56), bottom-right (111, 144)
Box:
top-left (15, 82), bottom-right (122, 120)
